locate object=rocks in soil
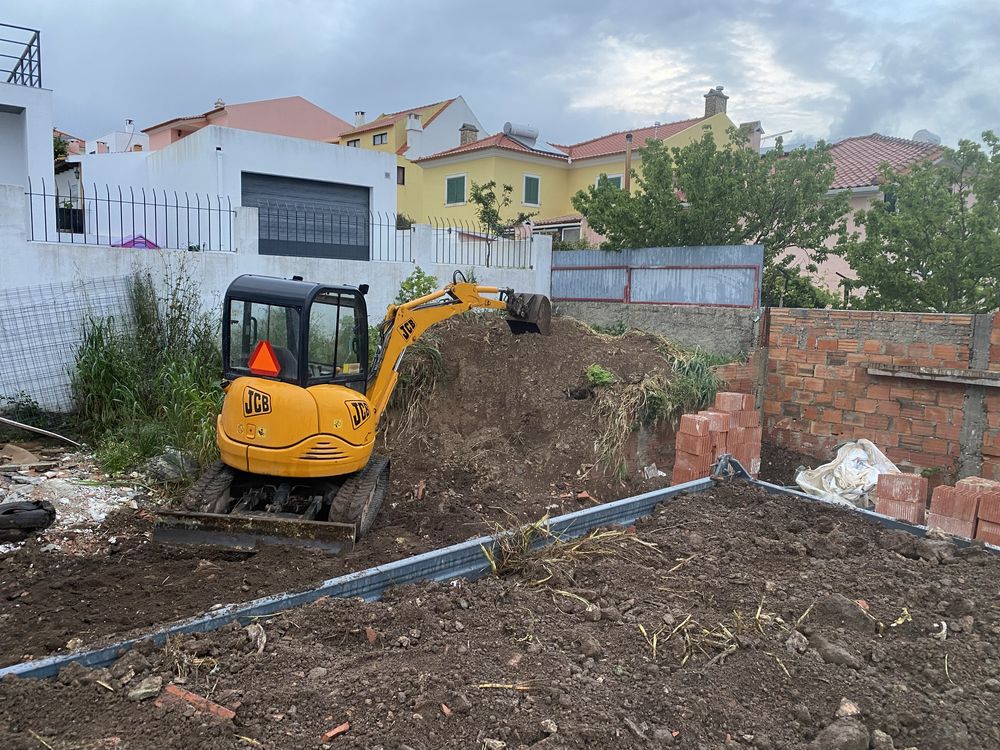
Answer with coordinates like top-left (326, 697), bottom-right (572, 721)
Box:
top-left (813, 594), bottom-right (875, 633)
top-left (307, 667), bottom-right (328, 681)
top-left (578, 633), bottom-right (602, 658)
top-left (143, 448), bottom-right (199, 483)
top-left (870, 729), bottom-right (895, 750)
top-left (127, 675), bottom-right (162, 701)
top-left (808, 634), bottom-right (863, 669)
top-left (810, 718), bottom-right (869, 750)
top-left (834, 698), bottom-right (860, 718)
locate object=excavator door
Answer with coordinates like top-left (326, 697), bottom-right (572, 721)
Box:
top-left (505, 292), bottom-right (552, 336)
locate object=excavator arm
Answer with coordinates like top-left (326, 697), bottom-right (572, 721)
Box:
top-left (365, 278), bottom-right (550, 423)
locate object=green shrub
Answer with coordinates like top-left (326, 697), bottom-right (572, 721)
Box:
top-left (590, 321), bottom-right (628, 336)
top-left (72, 271), bottom-right (222, 474)
top-left (585, 364), bottom-right (616, 387)
top-left (395, 267), bottom-right (439, 304)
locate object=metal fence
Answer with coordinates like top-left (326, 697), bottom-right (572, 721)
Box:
top-left (25, 179), bottom-right (235, 252)
top-left (0, 277), bottom-right (134, 412)
top-left (429, 217), bottom-right (534, 269)
top-left (551, 245), bottom-right (764, 307)
top-left (1, 22), bottom-right (41, 87)
top-left (251, 201), bottom-right (411, 262)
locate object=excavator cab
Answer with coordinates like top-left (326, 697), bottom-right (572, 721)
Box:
top-left (154, 273), bottom-right (550, 553)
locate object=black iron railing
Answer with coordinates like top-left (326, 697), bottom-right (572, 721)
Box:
top-left (246, 199), bottom-right (412, 262)
top-left (25, 179), bottom-right (235, 252)
top-left (429, 217), bottom-right (533, 269)
top-left (1, 23), bottom-right (41, 88)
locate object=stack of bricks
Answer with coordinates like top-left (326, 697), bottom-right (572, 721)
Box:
top-left (874, 473), bottom-right (928, 525)
top-left (875, 473), bottom-right (1000, 546)
top-left (672, 392), bottom-right (762, 485)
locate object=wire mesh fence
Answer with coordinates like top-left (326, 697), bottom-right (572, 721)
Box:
top-left (25, 179), bottom-right (235, 252)
top-left (0, 276), bottom-right (134, 412)
top-left (428, 217), bottom-right (534, 269)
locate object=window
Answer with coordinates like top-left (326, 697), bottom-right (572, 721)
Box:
top-left (445, 174), bottom-right (466, 205)
top-left (372, 132), bottom-right (388, 145)
top-left (397, 166), bottom-right (405, 185)
top-left (523, 174), bottom-right (540, 206)
top-left (227, 300), bottom-right (301, 383)
top-left (561, 226), bottom-right (581, 242)
top-left (308, 292), bottom-right (364, 387)
top-left (346, 138), bottom-right (360, 147)
top-left (596, 173), bottom-right (623, 189)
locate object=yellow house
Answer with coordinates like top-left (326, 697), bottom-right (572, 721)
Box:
top-left (330, 96), bottom-right (485, 220)
top-left (412, 86), bottom-right (749, 242)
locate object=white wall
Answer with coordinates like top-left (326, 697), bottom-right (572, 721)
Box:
top-left (71, 126), bottom-right (397, 213)
top-left (0, 81), bottom-right (54, 191)
top-left (86, 129), bottom-right (149, 154)
top-left (409, 96), bottom-right (485, 159)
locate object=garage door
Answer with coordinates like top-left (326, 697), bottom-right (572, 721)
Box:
top-left (241, 172), bottom-right (371, 260)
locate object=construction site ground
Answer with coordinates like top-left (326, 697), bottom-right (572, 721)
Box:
top-left (3, 481), bottom-right (999, 749)
top-left (0, 317), bottom-right (684, 666)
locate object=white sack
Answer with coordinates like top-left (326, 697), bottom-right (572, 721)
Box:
top-left (794, 439), bottom-right (899, 509)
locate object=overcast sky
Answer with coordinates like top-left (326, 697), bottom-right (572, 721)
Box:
top-left (7, 0), bottom-right (998, 148)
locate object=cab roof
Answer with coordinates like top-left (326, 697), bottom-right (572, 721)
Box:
top-left (225, 274), bottom-right (361, 308)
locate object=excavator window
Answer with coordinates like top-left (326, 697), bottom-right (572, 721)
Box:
top-left (227, 300), bottom-right (301, 383)
top-left (308, 292), bottom-right (366, 391)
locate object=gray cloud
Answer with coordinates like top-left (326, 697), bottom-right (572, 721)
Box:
top-left (5, 0), bottom-right (997, 147)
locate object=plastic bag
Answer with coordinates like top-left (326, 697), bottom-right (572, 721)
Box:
top-left (794, 439), bottom-right (900, 509)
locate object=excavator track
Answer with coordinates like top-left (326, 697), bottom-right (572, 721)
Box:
top-left (328, 454), bottom-right (390, 540)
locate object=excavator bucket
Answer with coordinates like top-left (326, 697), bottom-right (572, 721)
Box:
top-left (153, 510), bottom-right (356, 554)
top-left (505, 293), bottom-right (552, 336)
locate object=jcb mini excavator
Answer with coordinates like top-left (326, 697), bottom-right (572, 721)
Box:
top-left (153, 272), bottom-right (550, 553)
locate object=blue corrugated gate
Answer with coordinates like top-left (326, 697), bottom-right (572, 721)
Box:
top-left (551, 245), bottom-right (764, 308)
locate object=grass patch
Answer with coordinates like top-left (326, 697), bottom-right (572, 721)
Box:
top-left (585, 364), bottom-right (616, 387)
top-left (72, 270), bottom-right (221, 475)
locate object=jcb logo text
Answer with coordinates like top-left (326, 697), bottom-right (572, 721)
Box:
top-left (243, 387), bottom-right (271, 417)
top-left (399, 319), bottom-right (416, 340)
top-left (347, 400), bottom-right (371, 429)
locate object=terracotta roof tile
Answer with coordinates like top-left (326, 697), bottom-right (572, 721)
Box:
top-left (829, 133), bottom-right (944, 190)
top-left (415, 133), bottom-right (568, 162)
top-left (554, 116), bottom-right (706, 160)
top-left (533, 213), bottom-right (583, 226)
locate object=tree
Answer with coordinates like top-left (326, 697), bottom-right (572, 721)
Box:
top-left (468, 180), bottom-right (536, 266)
top-left (571, 127), bottom-right (850, 307)
top-left (53, 135), bottom-right (68, 159)
top-left (839, 132), bottom-right (1000, 313)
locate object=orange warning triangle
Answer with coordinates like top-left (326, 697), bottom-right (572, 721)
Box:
top-left (248, 340), bottom-right (281, 377)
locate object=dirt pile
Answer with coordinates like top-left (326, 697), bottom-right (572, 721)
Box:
top-left (0, 316), bottom-right (681, 664)
top-left (2, 481), bottom-right (998, 749)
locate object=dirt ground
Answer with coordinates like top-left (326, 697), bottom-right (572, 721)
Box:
top-left (2, 480), bottom-right (999, 749)
top-left (0, 317), bottom-right (681, 666)
top-left (757, 443), bottom-right (827, 487)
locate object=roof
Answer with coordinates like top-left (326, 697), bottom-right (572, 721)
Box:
top-left (143, 106), bottom-right (225, 133)
top-left (534, 213), bottom-right (583, 227)
top-left (554, 116), bottom-right (707, 160)
top-left (142, 96), bottom-right (351, 137)
top-left (338, 98), bottom-right (456, 137)
top-left (829, 133), bottom-right (944, 190)
top-left (415, 132), bottom-right (570, 163)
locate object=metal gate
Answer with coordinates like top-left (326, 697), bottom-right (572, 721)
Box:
top-left (241, 173), bottom-right (371, 260)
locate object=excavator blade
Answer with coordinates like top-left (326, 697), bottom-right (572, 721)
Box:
top-left (505, 293), bottom-right (552, 336)
top-left (153, 510), bottom-right (356, 554)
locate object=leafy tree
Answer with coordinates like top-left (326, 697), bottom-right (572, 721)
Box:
top-left (53, 135), bottom-right (68, 159)
top-left (571, 127), bottom-right (849, 307)
top-left (839, 132), bottom-right (1000, 313)
top-left (395, 266), bottom-right (438, 304)
top-left (469, 180), bottom-right (536, 265)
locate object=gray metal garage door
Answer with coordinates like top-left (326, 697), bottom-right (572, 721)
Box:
top-left (241, 172), bottom-right (371, 260)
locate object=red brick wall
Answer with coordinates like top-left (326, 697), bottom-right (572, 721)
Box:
top-left (763, 309), bottom-right (982, 475)
top-left (983, 313), bottom-right (1000, 480)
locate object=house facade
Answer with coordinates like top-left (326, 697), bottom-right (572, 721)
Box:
top-left (791, 132), bottom-right (945, 293)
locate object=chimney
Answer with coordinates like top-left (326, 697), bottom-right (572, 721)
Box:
top-left (460, 123), bottom-right (478, 146)
top-left (132, 144), bottom-right (144, 152)
top-left (406, 113), bottom-right (423, 158)
top-left (354, 110), bottom-right (366, 127)
top-left (704, 85), bottom-right (729, 117)
top-left (739, 121), bottom-right (763, 153)
top-left (97, 141), bottom-right (109, 154)
top-left (214, 98), bottom-right (225, 109)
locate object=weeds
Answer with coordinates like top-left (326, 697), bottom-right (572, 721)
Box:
top-left (585, 364), bottom-right (616, 388)
top-left (589, 321), bottom-right (628, 337)
top-left (72, 270), bottom-right (222, 474)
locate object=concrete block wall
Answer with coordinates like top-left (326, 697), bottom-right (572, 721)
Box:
top-left (763, 308), bottom-right (999, 480)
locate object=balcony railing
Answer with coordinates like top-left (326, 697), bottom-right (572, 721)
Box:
top-left (1, 23), bottom-right (41, 88)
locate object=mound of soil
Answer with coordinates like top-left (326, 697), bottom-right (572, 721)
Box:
top-left (2, 481), bottom-right (998, 749)
top-left (0, 317), bottom-right (679, 665)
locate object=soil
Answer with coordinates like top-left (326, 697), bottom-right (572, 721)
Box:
top-left (757, 443), bottom-right (828, 487)
top-left (0, 317), bottom-right (679, 666)
top-left (3, 481), bottom-right (999, 749)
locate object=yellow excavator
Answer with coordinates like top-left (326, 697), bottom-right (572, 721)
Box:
top-left (154, 272), bottom-right (550, 552)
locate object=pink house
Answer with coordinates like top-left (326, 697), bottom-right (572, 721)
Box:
top-left (142, 96), bottom-right (352, 150)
